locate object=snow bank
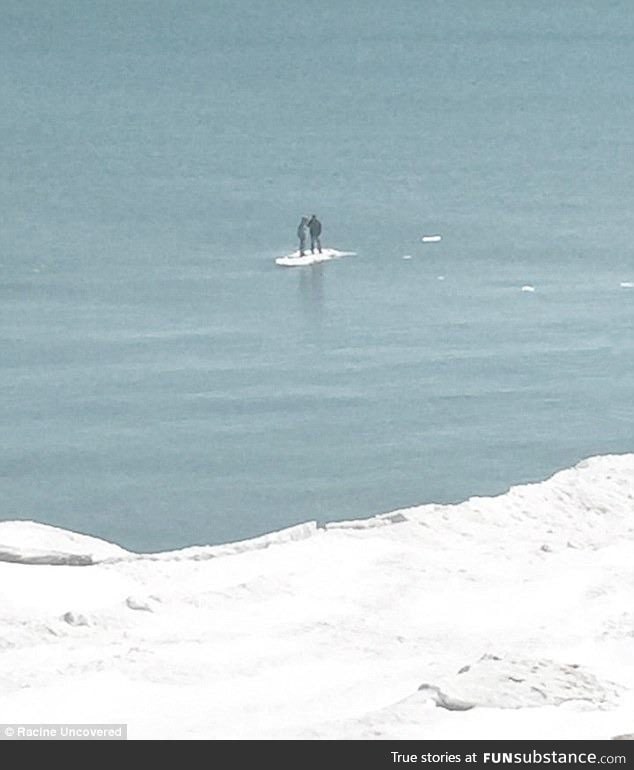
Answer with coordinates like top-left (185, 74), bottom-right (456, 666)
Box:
top-left (0, 454), bottom-right (633, 739)
top-left (0, 521), bottom-right (129, 565)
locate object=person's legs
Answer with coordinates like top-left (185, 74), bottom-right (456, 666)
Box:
top-left (316, 236), bottom-right (322, 253)
top-left (310, 234), bottom-right (316, 253)
top-left (299, 234), bottom-right (306, 256)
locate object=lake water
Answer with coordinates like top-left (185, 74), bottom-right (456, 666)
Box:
top-left (1, 0), bottom-right (632, 551)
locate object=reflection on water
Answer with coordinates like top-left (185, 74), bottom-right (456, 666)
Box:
top-left (298, 264), bottom-right (324, 319)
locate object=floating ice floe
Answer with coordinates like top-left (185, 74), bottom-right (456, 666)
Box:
top-left (619, 282), bottom-right (633, 288)
top-left (402, 255), bottom-right (412, 260)
top-left (521, 285), bottom-right (536, 292)
top-left (275, 248), bottom-right (356, 267)
top-left (437, 275), bottom-right (445, 281)
top-left (421, 235), bottom-right (442, 243)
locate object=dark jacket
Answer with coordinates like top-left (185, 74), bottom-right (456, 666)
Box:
top-left (308, 217), bottom-right (321, 236)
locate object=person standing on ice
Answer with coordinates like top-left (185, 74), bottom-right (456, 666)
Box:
top-left (308, 214), bottom-right (322, 254)
top-left (297, 216), bottom-right (309, 256)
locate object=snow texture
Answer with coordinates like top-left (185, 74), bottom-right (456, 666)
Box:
top-left (0, 454), bottom-right (633, 739)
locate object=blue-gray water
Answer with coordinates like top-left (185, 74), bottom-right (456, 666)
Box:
top-left (1, 0), bottom-right (632, 552)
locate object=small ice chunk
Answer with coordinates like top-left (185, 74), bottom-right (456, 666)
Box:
top-left (619, 281), bottom-right (633, 288)
top-left (62, 611), bottom-right (89, 627)
top-left (126, 596), bottom-right (154, 612)
top-left (421, 235), bottom-right (442, 243)
top-left (402, 255), bottom-right (412, 260)
top-left (521, 285), bottom-right (535, 292)
top-left (437, 275), bottom-right (445, 281)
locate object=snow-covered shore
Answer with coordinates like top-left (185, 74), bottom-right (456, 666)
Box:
top-left (1, 454), bottom-right (633, 740)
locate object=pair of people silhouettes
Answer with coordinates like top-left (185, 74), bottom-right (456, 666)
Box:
top-left (297, 215), bottom-right (322, 256)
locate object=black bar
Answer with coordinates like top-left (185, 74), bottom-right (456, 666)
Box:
top-left (5, 737), bottom-right (634, 766)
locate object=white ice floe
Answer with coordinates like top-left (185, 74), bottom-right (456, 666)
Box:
top-left (275, 248), bottom-right (356, 267)
top-left (402, 255), bottom-right (412, 260)
top-left (620, 282), bottom-right (633, 289)
top-left (421, 235), bottom-right (442, 243)
top-left (1, 454), bottom-right (634, 739)
top-left (521, 285), bottom-right (536, 292)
